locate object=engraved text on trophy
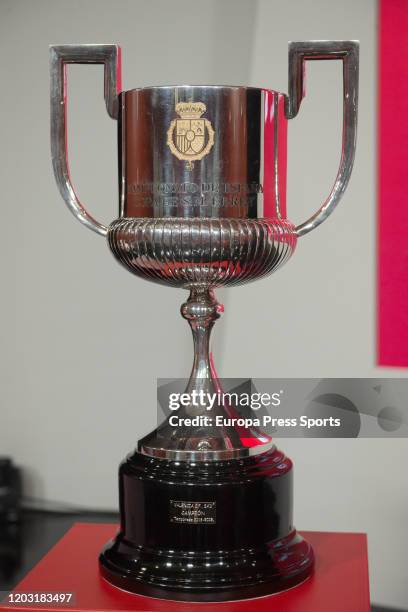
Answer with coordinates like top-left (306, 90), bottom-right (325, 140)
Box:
top-left (126, 181), bottom-right (264, 218)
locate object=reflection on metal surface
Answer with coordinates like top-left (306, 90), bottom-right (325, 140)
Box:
top-left (108, 217), bottom-right (296, 288)
top-left (118, 85), bottom-right (285, 219)
top-left (140, 290), bottom-right (274, 461)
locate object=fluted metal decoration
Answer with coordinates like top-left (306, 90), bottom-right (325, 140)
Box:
top-left (50, 41), bottom-right (359, 601)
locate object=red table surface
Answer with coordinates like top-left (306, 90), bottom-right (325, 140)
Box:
top-left (1, 523), bottom-right (370, 612)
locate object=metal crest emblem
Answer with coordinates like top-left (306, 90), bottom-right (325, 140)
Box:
top-left (167, 101), bottom-right (215, 170)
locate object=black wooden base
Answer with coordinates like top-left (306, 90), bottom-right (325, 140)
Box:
top-left (99, 448), bottom-right (314, 602)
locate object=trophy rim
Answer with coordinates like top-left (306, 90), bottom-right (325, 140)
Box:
top-left (123, 84), bottom-right (284, 95)
top-left (138, 439), bottom-right (276, 462)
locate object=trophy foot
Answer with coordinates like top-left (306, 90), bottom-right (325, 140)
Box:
top-left (99, 448), bottom-right (314, 602)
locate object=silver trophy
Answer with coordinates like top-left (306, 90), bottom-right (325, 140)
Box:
top-left (50, 41), bottom-right (359, 601)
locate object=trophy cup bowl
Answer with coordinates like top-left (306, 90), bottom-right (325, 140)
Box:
top-left (50, 41), bottom-right (358, 601)
top-left (108, 217), bottom-right (297, 288)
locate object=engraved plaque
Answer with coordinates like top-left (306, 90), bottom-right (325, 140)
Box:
top-left (169, 500), bottom-right (216, 525)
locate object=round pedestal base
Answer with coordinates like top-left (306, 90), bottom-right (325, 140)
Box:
top-left (99, 448), bottom-right (314, 602)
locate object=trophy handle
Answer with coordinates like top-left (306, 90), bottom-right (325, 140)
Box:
top-left (285, 41), bottom-right (359, 237)
top-left (50, 44), bottom-right (121, 236)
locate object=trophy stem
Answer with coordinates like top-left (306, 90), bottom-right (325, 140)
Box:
top-left (138, 287), bottom-right (272, 457)
top-left (181, 288), bottom-right (224, 396)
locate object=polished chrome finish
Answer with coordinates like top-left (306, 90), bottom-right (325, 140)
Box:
top-left (139, 288), bottom-right (274, 461)
top-left (286, 40), bottom-right (359, 236)
top-left (118, 86), bottom-right (287, 220)
top-left (139, 441), bottom-right (276, 462)
top-left (50, 44), bottom-right (121, 236)
top-left (108, 217), bottom-right (297, 289)
top-left (50, 41), bottom-right (359, 461)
